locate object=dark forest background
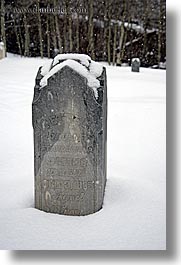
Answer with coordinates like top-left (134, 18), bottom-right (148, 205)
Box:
top-left (0, 0), bottom-right (166, 68)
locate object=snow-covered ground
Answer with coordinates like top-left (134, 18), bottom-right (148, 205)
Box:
top-left (0, 54), bottom-right (166, 250)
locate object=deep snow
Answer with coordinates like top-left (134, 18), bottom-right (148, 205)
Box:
top-left (0, 54), bottom-right (166, 250)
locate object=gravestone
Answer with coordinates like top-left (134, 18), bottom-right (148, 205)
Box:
top-left (0, 42), bottom-right (5, 60)
top-left (131, 58), bottom-right (140, 72)
top-left (32, 54), bottom-right (107, 216)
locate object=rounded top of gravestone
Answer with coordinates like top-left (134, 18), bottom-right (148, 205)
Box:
top-left (39, 54), bottom-right (104, 99)
top-left (131, 58), bottom-right (140, 64)
top-left (52, 54), bottom-right (92, 68)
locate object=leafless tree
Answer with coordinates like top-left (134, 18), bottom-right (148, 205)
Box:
top-left (37, 0), bottom-right (43, 58)
top-left (1, 0), bottom-right (6, 56)
top-left (87, 0), bottom-right (95, 59)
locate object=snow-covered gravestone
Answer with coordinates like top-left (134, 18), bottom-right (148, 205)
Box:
top-left (32, 54), bottom-right (107, 216)
top-left (131, 58), bottom-right (140, 72)
top-left (0, 42), bottom-right (5, 59)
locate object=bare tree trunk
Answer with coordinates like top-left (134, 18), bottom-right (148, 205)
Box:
top-left (103, 1), bottom-right (108, 61)
top-left (121, 0), bottom-right (130, 63)
top-left (50, 15), bottom-right (58, 55)
top-left (18, 22), bottom-right (24, 52)
top-left (68, 4), bottom-right (73, 52)
top-left (1, 0), bottom-right (6, 56)
top-left (107, 1), bottom-right (112, 65)
top-left (14, 21), bottom-right (22, 56)
top-left (112, 21), bottom-right (118, 66)
top-left (129, 15), bottom-right (133, 62)
top-left (88, 0), bottom-right (95, 59)
top-left (117, 0), bottom-right (126, 66)
top-left (23, 14), bottom-right (30, 57)
top-left (63, 1), bottom-right (68, 53)
top-left (126, 0), bottom-right (132, 63)
top-left (158, 0), bottom-right (162, 67)
top-left (53, 32), bottom-right (57, 53)
top-left (143, 0), bottom-right (149, 62)
top-left (120, 27), bottom-right (127, 62)
top-left (46, 15), bottom-right (51, 58)
top-left (37, 0), bottom-right (43, 58)
top-left (54, 0), bottom-right (62, 54)
top-left (117, 24), bottom-right (124, 66)
top-left (76, 12), bottom-right (79, 52)
top-left (107, 22), bottom-right (111, 65)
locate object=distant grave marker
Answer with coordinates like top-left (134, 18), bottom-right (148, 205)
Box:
top-left (131, 58), bottom-right (140, 72)
top-left (0, 42), bottom-right (5, 59)
top-left (32, 54), bottom-right (107, 216)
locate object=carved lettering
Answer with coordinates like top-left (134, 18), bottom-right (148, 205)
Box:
top-left (41, 179), bottom-right (94, 191)
top-left (46, 167), bottom-right (85, 178)
top-left (47, 157), bottom-right (88, 168)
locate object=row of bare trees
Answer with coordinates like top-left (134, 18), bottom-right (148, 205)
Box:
top-left (0, 0), bottom-right (166, 67)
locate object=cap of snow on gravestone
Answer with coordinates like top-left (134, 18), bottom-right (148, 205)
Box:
top-left (32, 54), bottom-right (107, 216)
top-left (131, 58), bottom-right (140, 72)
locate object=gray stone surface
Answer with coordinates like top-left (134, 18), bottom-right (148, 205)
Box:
top-left (0, 42), bottom-right (5, 60)
top-left (32, 59), bottom-right (107, 216)
top-left (131, 58), bottom-right (140, 72)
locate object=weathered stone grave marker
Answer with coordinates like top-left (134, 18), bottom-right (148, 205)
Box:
top-left (131, 58), bottom-right (140, 72)
top-left (0, 42), bottom-right (5, 60)
top-left (32, 54), bottom-right (107, 216)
